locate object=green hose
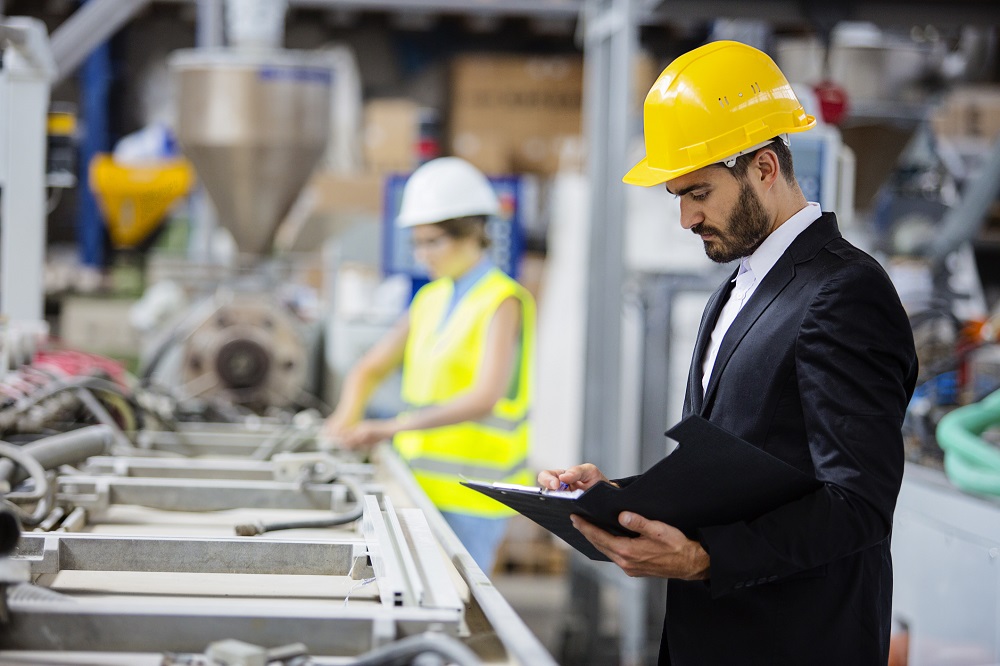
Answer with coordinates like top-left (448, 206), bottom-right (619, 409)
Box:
top-left (936, 388), bottom-right (1000, 495)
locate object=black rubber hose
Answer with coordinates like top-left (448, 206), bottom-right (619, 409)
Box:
top-left (0, 507), bottom-right (20, 556)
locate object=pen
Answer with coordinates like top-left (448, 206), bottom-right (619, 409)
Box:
top-left (558, 482), bottom-right (570, 491)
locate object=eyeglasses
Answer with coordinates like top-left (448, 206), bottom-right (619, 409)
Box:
top-left (410, 233), bottom-right (452, 251)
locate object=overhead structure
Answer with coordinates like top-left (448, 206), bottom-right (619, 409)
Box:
top-left (49, 0), bottom-right (154, 84)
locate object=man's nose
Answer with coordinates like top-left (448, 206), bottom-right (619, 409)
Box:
top-left (679, 201), bottom-right (702, 230)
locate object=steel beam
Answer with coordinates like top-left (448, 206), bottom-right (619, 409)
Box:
top-left (14, 532), bottom-right (358, 576)
top-left (50, 0), bottom-right (154, 84)
top-left (0, 18), bottom-right (54, 324)
top-left (0, 601), bottom-right (460, 654)
top-left (82, 455), bottom-right (374, 481)
top-left (55, 475), bottom-right (374, 513)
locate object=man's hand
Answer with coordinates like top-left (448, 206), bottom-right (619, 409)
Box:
top-left (537, 464), bottom-right (612, 491)
top-left (571, 512), bottom-right (711, 581)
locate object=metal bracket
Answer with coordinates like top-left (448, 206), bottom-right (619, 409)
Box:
top-left (362, 495), bottom-right (412, 608)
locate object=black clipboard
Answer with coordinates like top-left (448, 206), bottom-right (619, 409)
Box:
top-left (462, 415), bottom-right (822, 561)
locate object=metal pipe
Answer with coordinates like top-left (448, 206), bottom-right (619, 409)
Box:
top-left (928, 139), bottom-right (1000, 268)
top-left (0, 425), bottom-right (113, 486)
top-left (196, 0), bottom-right (224, 48)
top-left (0, 440), bottom-right (51, 525)
top-left (350, 632), bottom-right (481, 666)
top-left (50, 0), bottom-right (154, 85)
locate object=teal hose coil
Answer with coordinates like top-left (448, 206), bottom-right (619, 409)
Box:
top-left (936, 388), bottom-right (1000, 495)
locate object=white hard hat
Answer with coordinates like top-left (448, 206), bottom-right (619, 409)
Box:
top-left (396, 157), bottom-right (500, 228)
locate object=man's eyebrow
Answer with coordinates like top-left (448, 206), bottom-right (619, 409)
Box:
top-left (666, 182), bottom-right (711, 197)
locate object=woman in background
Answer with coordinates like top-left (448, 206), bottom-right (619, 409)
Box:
top-left (324, 157), bottom-right (535, 575)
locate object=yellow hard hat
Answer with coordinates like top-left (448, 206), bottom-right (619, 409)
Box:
top-left (623, 40), bottom-right (816, 187)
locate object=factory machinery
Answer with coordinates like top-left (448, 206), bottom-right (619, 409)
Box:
top-left (0, 3), bottom-right (557, 662)
top-left (0, 348), bottom-right (555, 666)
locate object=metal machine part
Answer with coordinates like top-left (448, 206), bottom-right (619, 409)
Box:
top-left (139, 42), bottom-right (334, 414)
top-left (136, 288), bottom-right (320, 413)
top-left (179, 297), bottom-right (310, 410)
top-left (0, 422), bottom-right (556, 665)
top-left (5, 502), bottom-right (464, 655)
top-left (169, 48), bottom-right (332, 258)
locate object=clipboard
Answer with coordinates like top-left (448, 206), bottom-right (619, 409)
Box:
top-left (462, 415), bottom-right (822, 561)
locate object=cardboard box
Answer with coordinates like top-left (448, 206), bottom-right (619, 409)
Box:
top-left (450, 132), bottom-right (512, 174)
top-left (448, 55), bottom-right (584, 175)
top-left (932, 85), bottom-right (1000, 141)
top-left (309, 170), bottom-right (384, 217)
top-left (275, 169), bottom-right (385, 253)
top-left (363, 98), bottom-right (421, 173)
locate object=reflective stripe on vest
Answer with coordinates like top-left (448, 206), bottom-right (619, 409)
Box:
top-left (404, 403), bottom-right (529, 433)
top-left (406, 456), bottom-right (529, 482)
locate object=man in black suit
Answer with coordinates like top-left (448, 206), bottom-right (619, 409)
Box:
top-left (538, 41), bottom-right (918, 665)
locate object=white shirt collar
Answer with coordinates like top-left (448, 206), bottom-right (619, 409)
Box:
top-left (743, 202), bottom-right (822, 283)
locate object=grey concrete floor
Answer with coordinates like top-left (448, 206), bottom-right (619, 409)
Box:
top-left (492, 571), bottom-right (570, 662)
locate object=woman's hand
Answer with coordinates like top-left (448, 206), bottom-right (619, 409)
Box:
top-left (321, 412), bottom-right (356, 444)
top-left (338, 419), bottom-right (399, 449)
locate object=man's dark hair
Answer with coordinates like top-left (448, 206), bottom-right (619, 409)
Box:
top-left (726, 137), bottom-right (797, 185)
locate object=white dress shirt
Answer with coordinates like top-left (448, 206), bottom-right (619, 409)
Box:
top-left (701, 202), bottom-right (822, 395)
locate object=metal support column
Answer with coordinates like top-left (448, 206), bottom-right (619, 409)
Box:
top-left (76, 32), bottom-right (111, 269)
top-left (0, 18), bottom-right (56, 324)
top-left (566, 0), bottom-right (638, 664)
top-left (580, 0), bottom-right (634, 525)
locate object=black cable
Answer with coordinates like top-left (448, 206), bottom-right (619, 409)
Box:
top-left (235, 476), bottom-right (364, 536)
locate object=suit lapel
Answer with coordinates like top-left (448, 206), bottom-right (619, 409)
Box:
top-left (701, 259), bottom-right (794, 410)
top-left (700, 213), bottom-right (843, 413)
top-left (685, 274), bottom-right (735, 416)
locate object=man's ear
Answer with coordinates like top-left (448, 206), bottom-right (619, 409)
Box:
top-left (753, 148), bottom-right (780, 189)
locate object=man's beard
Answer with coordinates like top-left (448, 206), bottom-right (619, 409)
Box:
top-left (694, 180), bottom-right (771, 264)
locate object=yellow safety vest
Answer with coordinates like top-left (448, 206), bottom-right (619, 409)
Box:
top-left (395, 267), bottom-right (535, 517)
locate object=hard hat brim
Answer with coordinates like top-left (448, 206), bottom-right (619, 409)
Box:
top-left (623, 116), bottom-right (817, 187)
top-left (622, 156), bottom-right (678, 187)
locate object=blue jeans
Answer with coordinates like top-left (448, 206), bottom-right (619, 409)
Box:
top-left (440, 511), bottom-right (509, 575)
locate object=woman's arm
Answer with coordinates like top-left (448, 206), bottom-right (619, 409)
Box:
top-left (323, 314), bottom-right (409, 438)
top-left (339, 296), bottom-right (523, 447)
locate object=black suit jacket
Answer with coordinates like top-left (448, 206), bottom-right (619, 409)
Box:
top-left (637, 214), bottom-right (917, 665)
